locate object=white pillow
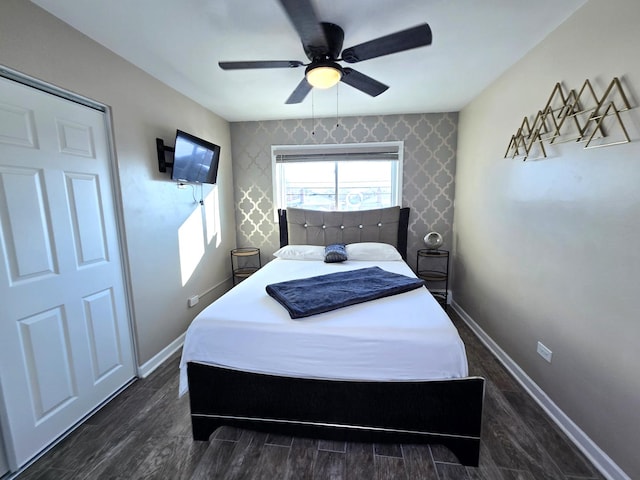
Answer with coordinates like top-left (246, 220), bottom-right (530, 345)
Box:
top-left (346, 242), bottom-right (402, 261)
top-left (273, 245), bottom-right (325, 261)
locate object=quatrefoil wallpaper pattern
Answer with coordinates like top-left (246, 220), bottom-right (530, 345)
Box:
top-left (229, 112), bottom-right (457, 271)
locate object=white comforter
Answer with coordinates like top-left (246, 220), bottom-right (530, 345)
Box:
top-left (179, 257), bottom-right (468, 395)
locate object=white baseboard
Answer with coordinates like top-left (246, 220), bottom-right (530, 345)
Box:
top-left (451, 300), bottom-right (630, 480)
top-left (136, 332), bottom-right (185, 378)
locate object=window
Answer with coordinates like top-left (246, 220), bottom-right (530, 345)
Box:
top-left (272, 142), bottom-right (403, 212)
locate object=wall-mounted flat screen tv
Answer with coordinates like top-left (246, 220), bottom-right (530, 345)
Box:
top-left (171, 129), bottom-right (221, 184)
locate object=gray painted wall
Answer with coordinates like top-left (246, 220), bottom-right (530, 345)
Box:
top-left (230, 113), bottom-right (458, 271)
top-left (0, 0), bottom-right (237, 365)
top-left (455, 0), bottom-right (640, 477)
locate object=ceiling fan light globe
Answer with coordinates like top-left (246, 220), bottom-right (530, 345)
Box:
top-left (306, 66), bottom-right (342, 89)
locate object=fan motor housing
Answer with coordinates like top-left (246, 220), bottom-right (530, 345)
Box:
top-left (304, 22), bottom-right (344, 61)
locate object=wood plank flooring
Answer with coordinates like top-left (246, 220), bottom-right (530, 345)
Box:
top-left (14, 311), bottom-right (606, 480)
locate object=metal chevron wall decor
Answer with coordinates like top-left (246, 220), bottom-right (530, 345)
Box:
top-left (505, 77), bottom-right (633, 161)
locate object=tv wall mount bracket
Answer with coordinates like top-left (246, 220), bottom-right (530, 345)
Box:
top-left (156, 137), bottom-right (174, 173)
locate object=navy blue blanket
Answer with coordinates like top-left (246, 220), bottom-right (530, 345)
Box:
top-left (265, 266), bottom-right (425, 319)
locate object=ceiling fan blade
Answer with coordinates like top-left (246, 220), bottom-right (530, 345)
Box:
top-left (219, 60), bottom-right (304, 70)
top-left (278, 0), bottom-right (328, 56)
top-left (341, 23), bottom-right (432, 63)
top-left (285, 78), bottom-right (312, 104)
top-left (340, 68), bottom-right (389, 97)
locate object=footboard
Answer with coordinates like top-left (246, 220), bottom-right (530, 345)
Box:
top-left (187, 362), bottom-right (485, 466)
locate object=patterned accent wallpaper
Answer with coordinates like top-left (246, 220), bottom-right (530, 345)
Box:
top-left (229, 112), bottom-right (458, 271)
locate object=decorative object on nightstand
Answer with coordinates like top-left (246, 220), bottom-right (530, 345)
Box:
top-left (423, 231), bottom-right (443, 250)
top-left (230, 247), bottom-right (261, 286)
top-left (417, 248), bottom-right (449, 310)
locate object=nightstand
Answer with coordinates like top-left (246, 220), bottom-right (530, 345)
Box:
top-left (230, 247), bottom-right (261, 285)
top-left (417, 249), bottom-right (449, 310)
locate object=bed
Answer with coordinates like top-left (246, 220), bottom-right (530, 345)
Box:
top-left (180, 206), bottom-right (485, 466)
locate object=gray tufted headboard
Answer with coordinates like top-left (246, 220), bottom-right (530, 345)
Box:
top-left (278, 207), bottom-right (410, 260)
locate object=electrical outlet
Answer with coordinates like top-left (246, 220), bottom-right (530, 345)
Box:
top-left (537, 341), bottom-right (552, 363)
top-left (188, 295), bottom-right (199, 308)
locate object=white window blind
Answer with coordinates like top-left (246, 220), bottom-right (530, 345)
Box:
top-left (272, 142), bottom-right (403, 212)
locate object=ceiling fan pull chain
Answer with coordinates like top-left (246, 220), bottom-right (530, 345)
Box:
top-left (336, 83), bottom-right (340, 129)
top-left (311, 88), bottom-right (315, 136)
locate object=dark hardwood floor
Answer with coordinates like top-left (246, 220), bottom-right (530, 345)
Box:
top-left (14, 311), bottom-right (605, 480)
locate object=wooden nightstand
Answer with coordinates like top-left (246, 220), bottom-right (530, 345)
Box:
top-left (230, 247), bottom-right (261, 285)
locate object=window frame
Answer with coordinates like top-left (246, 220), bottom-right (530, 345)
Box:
top-left (271, 141), bottom-right (404, 216)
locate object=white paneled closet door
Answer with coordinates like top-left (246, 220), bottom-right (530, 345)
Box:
top-left (0, 75), bottom-right (135, 470)
top-left (0, 427), bottom-right (7, 477)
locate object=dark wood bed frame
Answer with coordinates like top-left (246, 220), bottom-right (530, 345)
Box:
top-left (187, 207), bottom-right (485, 466)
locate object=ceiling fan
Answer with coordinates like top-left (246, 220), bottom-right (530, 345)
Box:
top-left (218, 0), bottom-right (433, 104)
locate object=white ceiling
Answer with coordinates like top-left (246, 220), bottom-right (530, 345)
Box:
top-left (32, 0), bottom-right (587, 122)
